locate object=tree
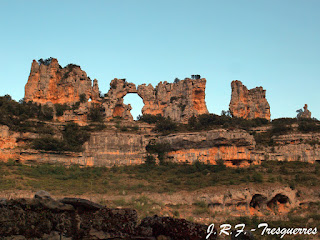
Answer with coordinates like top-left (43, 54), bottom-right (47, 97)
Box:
top-left (296, 109), bottom-right (303, 119)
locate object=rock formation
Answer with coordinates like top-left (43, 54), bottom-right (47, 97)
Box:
top-left (25, 58), bottom-right (100, 105)
top-left (24, 58), bottom-right (209, 122)
top-left (138, 78), bottom-right (208, 122)
top-left (156, 129), bottom-right (256, 167)
top-left (0, 192), bottom-right (213, 239)
top-left (298, 104), bottom-right (312, 119)
top-left (99, 77), bottom-right (209, 122)
top-left (102, 78), bottom-right (138, 120)
top-left (229, 80), bottom-right (271, 120)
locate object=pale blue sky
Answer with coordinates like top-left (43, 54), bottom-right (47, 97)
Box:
top-left (0, 0), bottom-right (319, 119)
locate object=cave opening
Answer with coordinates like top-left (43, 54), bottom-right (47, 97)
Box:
top-left (250, 194), bottom-right (267, 209)
top-left (267, 194), bottom-right (290, 210)
top-left (123, 93), bottom-right (144, 120)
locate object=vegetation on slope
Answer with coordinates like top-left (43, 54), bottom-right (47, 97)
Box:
top-left (0, 160), bottom-right (318, 195)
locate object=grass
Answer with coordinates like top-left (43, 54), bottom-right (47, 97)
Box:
top-left (0, 160), bottom-right (319, 195)
top-left (0, 160), bottom-right (319, 237)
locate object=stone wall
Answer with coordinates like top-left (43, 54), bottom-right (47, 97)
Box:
top-left (0, 192), bottom-right (211, 239)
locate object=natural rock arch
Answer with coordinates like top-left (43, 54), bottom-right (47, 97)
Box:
top-left (123, 93), bottom-right (144, 120)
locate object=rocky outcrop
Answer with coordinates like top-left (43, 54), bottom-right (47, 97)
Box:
top-left (24, 59), bottom-right (208, 122)
top-left (229, 80), bottom-right (270, 120)
top-left (25, 58), bottom-right (100, 105)
top-left (156, 129), bottom-right (257, 167)
top-left (82, 130), bottom-right (150, 166)
top-left (102, 78), bottom-right (138, 120)
top-left (0, 125), bottom-right (20, 161)
top-left (138, 78), bottom-right (208, 122)
top-left (298, 104), bottom-right (312, 119)
top-left (2, 121), bottom-right (320, 167)
top-left (0, 192), bottom-right (213, 239)
top-left (254, 132), bottom-right (320, 162)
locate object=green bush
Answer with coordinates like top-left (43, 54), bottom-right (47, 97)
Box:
top-left (137, 114), bottom-right (165, 124)
top-left (298, 120), bottom-right (320, 133)
top-left (144, 155), bottom-right (156, 165)
top-left (146, 142), bottom-right (171, 164)
top-left (187, 114), bottom-right (269, 131)
top-left (0, 96), bottom-right (55, 130)
top-left (63, 122), bottom-right (90, 152)
top-left (154, 118), bottom-right (178, 134)
top-left (39, 105), bottom-right (54, 121)
top-left (88, 104), bottom-right (104, 122)
top-left (32, 137), bottom-right (66, 152)
top-left (32, 122), bottom-right (90, 152)
top-left (54, 103), bottom-right (70, 116)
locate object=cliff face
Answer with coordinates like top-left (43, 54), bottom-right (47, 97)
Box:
top-left (156, 129), bottom-right (256, 167)
top-left (138, 78), bottom-right (208, 122)
top-left (229, 80), bottom-right (271, 120)
top-left (102, 78), bottom-right (138, 120)
top-left (0, 125), bottom-right (19, 160)
top-left (82, 131), bottom-right (149, 166)
top-left (25, 58), bottom-right (100, 105)
top-left (24, 59), bottom-right (208, 122)
top-left (1, 122), bottom-right (320, 167)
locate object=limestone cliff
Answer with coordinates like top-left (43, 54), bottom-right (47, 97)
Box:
top-left (138, 78), bottom-right (208, 122)
top-left (155, 129), bottom-right (256, 167)
top-left (102, 78), bottom-right (138, 120)
top-left (25, 58), bottom-right (100, 105)
top-left (229, 80), bottom-right (271, 120)
top-left (25, 58), bottom-right (208, 122)
top-left (1, 122), bottom-right (320, 167)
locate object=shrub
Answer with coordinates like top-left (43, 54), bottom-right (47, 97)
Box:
top-left (298, 120), bottom-right (320, 133)
top-left (38, 57), bottom-right (53, 66)
top-left (137, 114), bottom-right (165, 124)
top-left (32, 137), bottom-right (66, 152)
top-left (54, 103), bottom-right (70, 116)
top-left (79, 93), bottom-right (87, 103)
top-left (154, 118), bottom-right (178, 134)
top-left (39, 105), bottom-right (54, 121)
top-left (251, 172), bottom-right (263, 183)
top-left (32, 122), bottom-right (90, 152)
top-left (88, 104), bottom-right (104, 122)
top-left (144, 155), bottom-right (156, 165)
top-left (63, 122), bottom-right (90, 152)
top-left (146, 142), bottom-right (171, 165)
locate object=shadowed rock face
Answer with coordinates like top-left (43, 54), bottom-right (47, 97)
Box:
top-left (229, 80), bottom-right (270, 120)
top-left (24, 59), bottom-right (208, 122)
top-left (0, 193), bottom-right (215, 240)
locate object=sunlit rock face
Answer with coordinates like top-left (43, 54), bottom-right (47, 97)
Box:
top-left (25, 58), bottom-right (100, 105)
top-left (229, 80), bottom-right (271, 120)
top-left (25, 59), bottom-right (208, 122)
top-left (138, 78), bottom-right (208, 122)
top-left (298, 104), bottom-right (312, 119)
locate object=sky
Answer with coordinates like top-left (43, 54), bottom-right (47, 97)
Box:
top-left (0, 0), bottom-right (319, 120)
